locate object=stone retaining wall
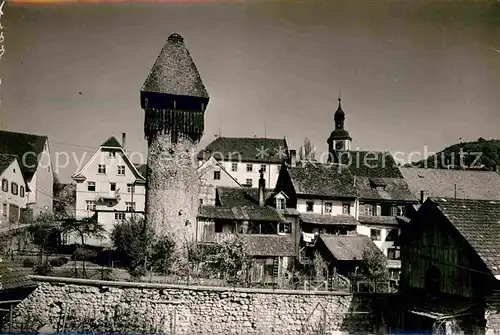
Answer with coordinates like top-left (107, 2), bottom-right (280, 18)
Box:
top-left (11, 276), bottom-right (379, 334)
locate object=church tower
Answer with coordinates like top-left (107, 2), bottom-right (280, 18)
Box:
top-left (141, 33), bottom-right (209, 252)
top-left (327, 98), bottom-right (352, 162)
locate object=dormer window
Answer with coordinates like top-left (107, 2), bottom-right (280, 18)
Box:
top-left (369, 178), bottom-right (387, 190)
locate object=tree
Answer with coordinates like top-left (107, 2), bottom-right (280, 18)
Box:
top-left (61, 217), bottom-right (106, 278)
top-left (201, 236), bottom-right (249, 284)
top-left (53, 173), bottom-right (76, 218)
top-left (110, 216), bottom-right (155, 279)
top-left (27, 212), bottom-right (61, 265)
top-left (150, 234), bottom-right (176, 274)
top-left (299, 138), bottom-right (316, 161)
top-left (313, 250), bottom-right (328, 281)
top-left (352, 248), bottom-right (389, 292)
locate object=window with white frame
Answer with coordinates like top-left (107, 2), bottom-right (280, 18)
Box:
top-left (115, 212), bottom-right (126, 221)
top-left (370, 228), bottom-right (381, 241)
top-left (1, 179), bottom-right (7, 192)
top-left (276, 197), bottom-right (286, 210)
top-left (11, 182), bottom-right (18, 195)
top-left (246, 164), bottom-right (253, 172)
top-left (231, 163), bottom-right (238, 172)
top-left (342, 203), bottom-right (350, 215)
top-left (85, 200), bottom-right (96, 211)
top-left (362, 204), bottom-right (374, 216)
top-left (278, 221), bottom-right (291, 234)
top-left (88, 181), bottom-right (96, 192)
top-left (324, 202), bottom-right (332, 214)
top-left (245, 178), bottom-right (253, 186)
top-left (98, 164), bottom-right (106, 174)
top-left (306, 201), bottom-right (314, 212)
top-left (127, 184), bottom-right (135, 193)
top-left (117, 165), bottom-right (125, 176)
top-left (392, 205), bottom-right (405, 216)
top-left (126, 202), bottom-right (135, 212)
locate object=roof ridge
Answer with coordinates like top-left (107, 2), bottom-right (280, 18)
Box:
top-left (0, 129), bottom-right (48, 139)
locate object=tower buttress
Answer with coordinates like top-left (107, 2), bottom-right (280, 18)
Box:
top-left (141, 33), bottom-right (210, 257)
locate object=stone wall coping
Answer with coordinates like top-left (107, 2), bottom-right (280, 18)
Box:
top-left (28, 275), bottom-right (352, 296)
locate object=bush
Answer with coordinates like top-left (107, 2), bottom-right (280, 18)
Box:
top-left (58, 256), bottom-right (69, 265)
top-left (22, 258), bottom-right (35, 268)
top-left (49, 257), bottom-right (67, 267)
top-left (33, 262), bottom-right (53, 276)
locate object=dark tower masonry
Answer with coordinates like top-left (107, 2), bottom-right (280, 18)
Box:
top-left (141, 33), bottom-right (209, 255)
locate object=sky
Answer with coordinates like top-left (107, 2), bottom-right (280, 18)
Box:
top-left (2, 0), bottom-right (500, 182)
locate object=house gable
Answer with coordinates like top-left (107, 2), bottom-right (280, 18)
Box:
top-left (197, 156), bottom-right (242, 188)
top-left (72, 139), bottom-right (146, 183)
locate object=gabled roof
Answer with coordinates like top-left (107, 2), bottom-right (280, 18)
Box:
top-left (355, 176), bottom-right (418, 202)
top-left (141, 33), bottom-right (209, 99)
top-left (358, 215), bottom-right (404, 226)
top-left (197, 156), bottom-right (242, 188)
top-left (198, 137), bottom-right (288, 164)
top-left (198, 205), bottom-right (282, 222)
top-left (240, 235), bottom-right (295, 257)
top-left (101, 136), bottom-right (122, 148)
top-left (71, 137), bottom-right (146, 182)
top-left (0, 130), bottom-right (48, 180)
top-left (0, 264), bottom-right (37, 290)
top-left (318, 234), bottom-right (383, 261)
top-left (285, 161), bottom-right (357, 198)
top-left (333, 151), bottom-right (403, 178)
top-left (216, 187), bottom-right (274, 207)
top-left (428, 197), bottom-right (500, 276)
top-left (134, 164), bottom-right (148, 179)
top-left (399, 167), bottom-right (500, 201)
top-left (0, 154), bottom-right (18, 176)
top-left (299, 213), bottom-right (358, 226)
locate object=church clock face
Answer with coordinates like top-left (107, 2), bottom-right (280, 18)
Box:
top-left (335, 141), bottom-right (344, 150)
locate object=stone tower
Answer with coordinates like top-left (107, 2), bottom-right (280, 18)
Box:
top-left (141, 33), bottom-right (209, 251)
top-left (327, 98), bottom-right (352, 162)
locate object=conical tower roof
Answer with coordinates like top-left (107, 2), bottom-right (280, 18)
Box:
top-left (141, 33), bottom-right (209, 99)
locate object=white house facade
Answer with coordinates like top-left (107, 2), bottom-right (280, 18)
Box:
top-left (72, 136), bottom-right (146, 245)
top-left (0, 154), bottom-right (28, 226)
top-left (197, 137), bottom-right (289, 189)
top-left (0, 130), bottom-right (54, 216)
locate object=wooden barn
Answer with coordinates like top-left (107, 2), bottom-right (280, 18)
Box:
top-left (395, 197), bottom-right (500, 334)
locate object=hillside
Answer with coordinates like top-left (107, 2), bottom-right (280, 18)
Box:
top-left (406, 138), bottom-right (500, 171)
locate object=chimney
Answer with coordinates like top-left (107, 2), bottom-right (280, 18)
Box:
top-left (122, 133), bottom-right (127, 151)
top-left (420, 190), bottom-right (425, 204)
top-left (290, 149), bottom-right (297, 167)
top-left (258, 169), bottom-right (266, 207)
